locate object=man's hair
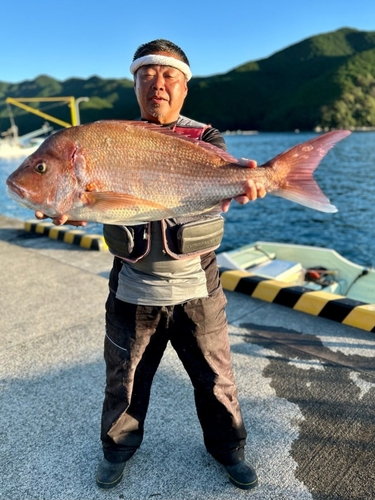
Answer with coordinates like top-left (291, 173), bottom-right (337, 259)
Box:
top-left (132, 39), bottom-right (190, 66)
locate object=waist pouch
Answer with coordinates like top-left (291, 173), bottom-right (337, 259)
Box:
top-left (103, 216), bottom-right (224, 262)
top-left (103, 224), bottom-right (150, 262)
top-left (162, 217), bottom-right (224, 259)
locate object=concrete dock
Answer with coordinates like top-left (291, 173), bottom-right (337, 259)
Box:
top-left (1, 214), bottom-right (374, 500)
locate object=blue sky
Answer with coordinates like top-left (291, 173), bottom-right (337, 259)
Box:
top-left (2, 0), bottom-right (375, 83)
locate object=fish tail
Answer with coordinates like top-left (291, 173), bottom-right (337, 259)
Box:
top-left (262, 130), bottom-right (351, 213)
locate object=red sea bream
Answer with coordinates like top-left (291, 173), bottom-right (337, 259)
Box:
top-left (6, 120), bottom-right (351, 224)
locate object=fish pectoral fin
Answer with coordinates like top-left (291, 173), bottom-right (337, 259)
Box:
top-left (80, 191), bottom-right (173, 214)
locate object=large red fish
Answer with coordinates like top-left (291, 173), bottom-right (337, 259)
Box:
top-left (6, 121), bottom-right (350, 224)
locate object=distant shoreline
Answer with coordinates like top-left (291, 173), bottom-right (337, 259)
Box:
top-left (223, 127), bottom-right (375, 135)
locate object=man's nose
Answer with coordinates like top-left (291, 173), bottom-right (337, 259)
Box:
top-left (152, 74), bottom-right (165, 89)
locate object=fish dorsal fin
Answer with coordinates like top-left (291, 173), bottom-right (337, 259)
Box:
top-left (93, 120), bottom-right (239, 164)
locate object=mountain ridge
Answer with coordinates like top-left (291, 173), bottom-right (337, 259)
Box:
top-left (1, 27), bottom-right (375, 133)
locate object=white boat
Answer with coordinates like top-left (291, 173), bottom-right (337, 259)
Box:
top-left (217, 241), bottom-right (375, 331)
top-left (0, 124), bottom-right (52, 158)
top-left (0, 136), bottom-right (46, 158)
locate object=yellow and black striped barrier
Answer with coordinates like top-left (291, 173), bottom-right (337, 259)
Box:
top-left (219, 268), bottom-right (375, 333)
top-left (24, 220), bottom-right (108, 252)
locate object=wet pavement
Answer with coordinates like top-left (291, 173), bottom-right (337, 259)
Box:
top-left (1, 214), bottom-right (374, 500)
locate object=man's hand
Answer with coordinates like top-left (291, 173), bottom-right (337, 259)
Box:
top-left (221, 160), bottom-right (266, 213)
top-left (35, 211), bottom-right (88, 227)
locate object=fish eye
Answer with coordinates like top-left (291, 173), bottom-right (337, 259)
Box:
top-left (34, 162), bottom-right (47, 174)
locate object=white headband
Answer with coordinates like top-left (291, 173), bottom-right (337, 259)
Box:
top-left (130, 54), bottom-right (192, 81)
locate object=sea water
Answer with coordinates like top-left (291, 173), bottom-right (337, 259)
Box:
top-left (1, 131), bottom-right (374, 267)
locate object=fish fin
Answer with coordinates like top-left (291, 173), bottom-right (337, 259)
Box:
top-left (80, 191), bottom-right (174, 215)
top-left (273, 189), bottom-right (338, 213)
top-left (96, 120), bottom-right (240, 164)
top-left (262, 130), bottom-right (351, 213)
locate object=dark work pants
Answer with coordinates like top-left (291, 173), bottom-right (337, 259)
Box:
top-left (101, 287), bottom-right (247, 466)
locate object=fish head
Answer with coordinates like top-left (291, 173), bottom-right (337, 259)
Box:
top-left (6, 135), bottom-right (80, 218)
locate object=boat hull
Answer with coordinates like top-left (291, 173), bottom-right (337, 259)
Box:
top-left (217, 241), bottom-right (375, 332)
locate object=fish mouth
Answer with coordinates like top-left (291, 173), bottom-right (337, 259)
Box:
top-left (6, 182), bottom-right (40, 212)
top-left (6, 179), bottom-right (26, 199)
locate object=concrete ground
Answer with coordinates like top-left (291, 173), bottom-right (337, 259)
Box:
top-left (1, 214), bottom-right (374, 500)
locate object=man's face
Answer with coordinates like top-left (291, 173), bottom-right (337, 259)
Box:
top-left (134, 52), bottom-right (188, 124)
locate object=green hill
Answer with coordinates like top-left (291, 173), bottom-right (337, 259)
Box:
top-left (1, 27), bottom-right (375, 134)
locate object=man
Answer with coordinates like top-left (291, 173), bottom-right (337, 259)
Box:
top-left (37, 39), bottom-right (266, 491)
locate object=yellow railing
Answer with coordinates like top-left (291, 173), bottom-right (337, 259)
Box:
top-left (5, 96), bottom-right (79, 128)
